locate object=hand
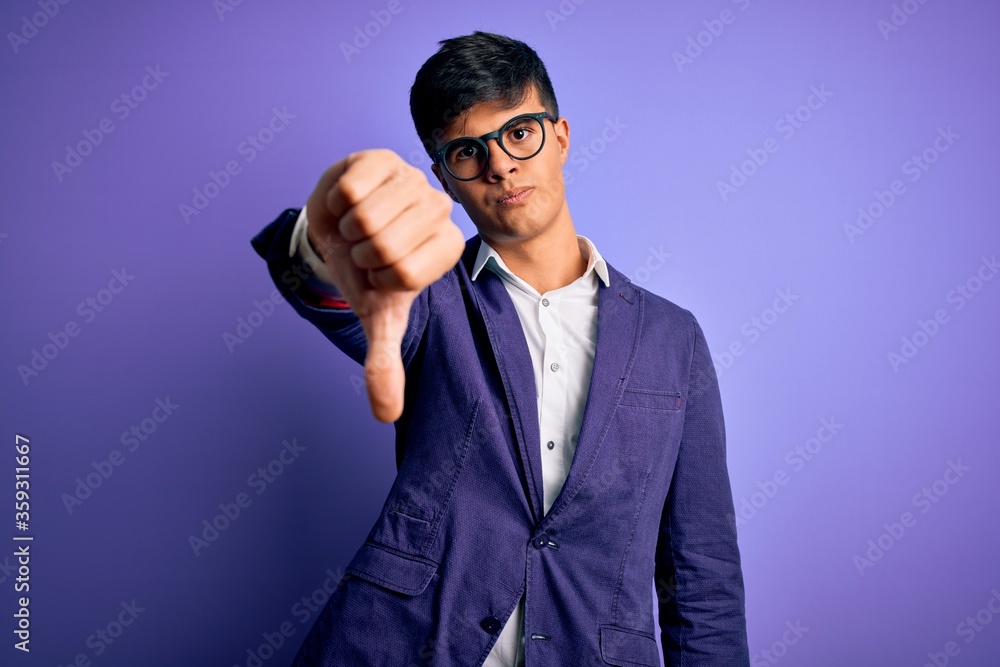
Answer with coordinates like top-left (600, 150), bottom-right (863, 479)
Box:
top-left (305, 149), bottom-right (466, 423)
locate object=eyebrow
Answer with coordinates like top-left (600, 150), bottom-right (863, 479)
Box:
top-left (447, 111), bottom-right (538, 142)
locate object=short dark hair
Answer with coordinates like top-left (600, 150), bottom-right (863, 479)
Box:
top-left (409, 31), bottom-right (560, 158)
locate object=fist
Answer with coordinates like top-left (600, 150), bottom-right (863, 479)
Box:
top-left (305, 149), bottom-right (466, 423)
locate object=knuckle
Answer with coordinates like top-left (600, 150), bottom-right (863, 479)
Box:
top-left (389, 163), bottom-right (413, 190)
top-left (407, 163), bottom-right (428, 183)
top-left (375, 148), bottom-right (402, 170)
top-left (394, 260), bottom-right (419, 291)
top-left (395, 159), bottom-right (415, 176)
top-left (350, 206), bottom-right (375, 236)
top-left (434, 191), bottom-right (453, 216)
top-left (338, 176), bottom-right (363, 206)
top-left (367, 235), bottom-right (395, 265)
top-left (366, 147), bottom-right (391, 161)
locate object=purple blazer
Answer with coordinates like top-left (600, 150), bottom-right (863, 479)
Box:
top-left (251, 208), bottom-right (750, 667)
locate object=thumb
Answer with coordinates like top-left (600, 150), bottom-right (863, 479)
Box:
top-left (360, 293), bottom-right (415, 423)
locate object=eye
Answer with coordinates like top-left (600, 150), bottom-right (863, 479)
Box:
top-left (504, 121), bottom-right (535, 144)
top-left (447, 141), bottom-right (480, 162)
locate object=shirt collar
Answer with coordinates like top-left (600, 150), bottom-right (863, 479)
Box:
top-left (470, 233), bottom-right (610, 289)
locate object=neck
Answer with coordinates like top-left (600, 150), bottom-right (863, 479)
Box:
top-left (481, 206), bottom-right (588, 295)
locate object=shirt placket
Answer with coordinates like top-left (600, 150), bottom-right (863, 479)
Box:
top-left (537, 292), bottom-right (569, 517)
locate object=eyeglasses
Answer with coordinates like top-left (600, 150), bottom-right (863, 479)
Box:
top-left (433, 111), bottom-right (558, 181)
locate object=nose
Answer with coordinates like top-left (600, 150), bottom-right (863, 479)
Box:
top-left (483, 138), bottom-right (518, 181)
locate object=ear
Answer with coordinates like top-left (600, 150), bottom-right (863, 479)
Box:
top-left (553, 117), bottom-right (570, 166)
top-left (431, 163), bottom-right (461, 203)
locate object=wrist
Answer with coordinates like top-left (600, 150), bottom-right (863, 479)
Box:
top-left (289, 208), bottom-right (351, 310)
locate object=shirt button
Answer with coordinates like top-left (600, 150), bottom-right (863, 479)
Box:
top-left (541, 298), bottom-right (550, 307)
top-left (550, 362), bottom-right (559, 372)
top-left (481, 615), bottom-right (502, 633)
top-left (546, 440), bottom-right (555, 450)
top-left (532, 533), bottom-right (549, 549)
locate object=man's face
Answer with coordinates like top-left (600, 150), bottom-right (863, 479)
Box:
top-left (430, 86), bottom-right (571, 246)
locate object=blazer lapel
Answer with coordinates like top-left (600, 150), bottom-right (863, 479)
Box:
top-left (469, 261), bottom-right (546, 525)
top-left (543, 265), bottom-right (640, 522)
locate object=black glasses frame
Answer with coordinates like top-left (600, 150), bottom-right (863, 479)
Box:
top-left (432, 112), bottom-right (559, 181)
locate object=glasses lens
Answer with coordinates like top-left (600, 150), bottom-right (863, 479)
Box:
top-left (501, 116), bottom-right (545, 159)
top-left (445, 139), bottom-right (486, 180)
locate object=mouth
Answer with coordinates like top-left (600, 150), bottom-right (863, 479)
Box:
top-left (496, 187), bottom-right (533, 205)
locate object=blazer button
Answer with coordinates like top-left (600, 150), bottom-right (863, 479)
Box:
top-left (532, 532), bottom-right (549, 549)
top-left (481, 615), bottom-right (502, 633)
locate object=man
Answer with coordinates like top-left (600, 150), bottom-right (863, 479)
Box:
top-left (251, 31), bottom-right (749, 667)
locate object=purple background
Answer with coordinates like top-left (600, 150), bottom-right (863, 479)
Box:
top-left (3, 0), bottom-right (999, 665)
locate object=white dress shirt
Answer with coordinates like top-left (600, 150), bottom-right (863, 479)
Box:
top-left (289, 208), bottom-right (611, 667)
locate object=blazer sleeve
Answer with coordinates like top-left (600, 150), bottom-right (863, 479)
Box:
top-left (654, 312), bottom-right (750, 665)
top-left (249, 207), bottom-right (430, 369)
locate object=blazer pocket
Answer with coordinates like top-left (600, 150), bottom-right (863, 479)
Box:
top-left (618, 388), bottom-right (682, 412)
top-left (599, 624), bottom-right (660, 667)
top-left (344, 541), bottom-right (439, 597)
